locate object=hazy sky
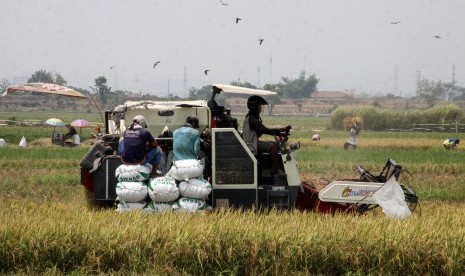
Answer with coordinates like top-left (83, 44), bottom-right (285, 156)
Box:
top-left (1, 0), bottom-right (464, 97)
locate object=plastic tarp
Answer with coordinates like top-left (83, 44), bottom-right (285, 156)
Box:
top-left (372, 177), bottom-right (411, 219)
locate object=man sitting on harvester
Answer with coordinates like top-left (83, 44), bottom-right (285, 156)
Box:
top-left (118, 115), bottom-right (162, 178)
top-left (172, 115), bottom-right (201, 161)
top-left (242, 95), bottom-right (291, 178)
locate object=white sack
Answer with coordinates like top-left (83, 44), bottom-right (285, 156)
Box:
top-left (143, 201), bottom-right (175, 212)
top-left (373, 177), bottom-right (412, 219)
top-left (116, 181), bottom-right (148, 202)
top-left (19, 136), bottom-right (27, 148)
top-left (0, 139), bottom-right (5, 147)
top-left (148, 176), bottom-right (179, 202)
top-left (116, 164), bottom-right (152, 182)
top-left (174, 197), bottom-right (212, 213)
top-left (115, 200), bottom-right (148, 213)
top-left (178, 178), bottom-right (212, 200)
top-left (166, 159), bottom-right (203, 181)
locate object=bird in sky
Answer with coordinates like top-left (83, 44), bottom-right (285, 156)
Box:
top-left (433, 35), bottom-right (441, 39)
top-left (236, 18), bottom-right (241, 24)
top-left (204, 70), bottom-right (210, 76)
top-left (153, 61), bottom-right (160, 68)
top-left (219, 0), bottom-right (228, 6)
top-left (110, 65), bottom-right (116, 69)
top-left (390, 21), bottom-right (401, 24)
top-left (259, 39), bottom-right (264, 45)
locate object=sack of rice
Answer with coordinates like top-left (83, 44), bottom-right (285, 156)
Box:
top-left (143, 201), bottom-right (176, 212)
top-left (115, 164), bottom-right (152, 182)
top-left (173, 197), bottom-right (212, 213)
top-left (115, 200), bottom-right (148, 213)
top-left (148, 176), bottom-right (179, 202)
top-left (116, 181), bottom-right (148, 202)
top-left (166, 159), bottom-right (203, 181)
top-left (178, 178), bottom-right (212, 200)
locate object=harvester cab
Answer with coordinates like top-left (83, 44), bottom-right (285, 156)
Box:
top-left (80, 84), bottom-right (303, 210)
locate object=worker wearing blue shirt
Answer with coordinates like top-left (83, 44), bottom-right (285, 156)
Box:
top-left (173, 116), bottom-right (201, 160)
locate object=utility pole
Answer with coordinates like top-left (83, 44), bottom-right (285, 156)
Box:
top-left (415, 70), bottom-right (422, 90)
top-left (184, 66), bottom-right (187, 95)
top-left (269, 53), bottom-right (272, 85)
top-left (304, 55), bottom-right (307, 75)
top-left (167, 79), bottom-right (170, 98)
top-left (393, 65), bottom-right (399, 97)
top-left (257, 66), bottom-right (261, 87)
top-left (452, 64), bottom-right (456, 85)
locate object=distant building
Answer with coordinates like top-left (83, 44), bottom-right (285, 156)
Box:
top-left (311, 90), bottom-right (355, 99)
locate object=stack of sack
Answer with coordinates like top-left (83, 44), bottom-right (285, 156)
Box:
top-left (115, 159), bottom-right (212, 213)
top-left (115, 164), bottom-right (152, 213)
top-left (167, 159), bottom-right (212, 212)
top-left (146, 176), bottom-right (179, 212)
top-left (175, 177), bottom-right (212, 212)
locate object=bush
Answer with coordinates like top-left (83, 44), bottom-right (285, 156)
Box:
top-left (329, 104), bottom-right (465, 130)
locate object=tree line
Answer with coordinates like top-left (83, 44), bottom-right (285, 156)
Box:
top-left (1, 69), bottom-right (464, 112)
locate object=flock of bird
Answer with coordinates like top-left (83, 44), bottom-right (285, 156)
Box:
top-left (390, 21), bottom-right (442, 38)
top-left (108, 4), bottom-right (443, 76)
top-left (145, 0), bottom-right (263, 77)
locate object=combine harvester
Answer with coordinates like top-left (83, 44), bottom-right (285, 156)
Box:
top-left (80, 84), bottom-right (418, 215)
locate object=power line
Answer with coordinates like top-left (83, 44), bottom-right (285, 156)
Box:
top-left (183, 66), bottom-right (187, 95)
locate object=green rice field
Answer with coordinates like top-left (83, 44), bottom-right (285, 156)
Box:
top-left (1, 112), bottom-right (465, 275)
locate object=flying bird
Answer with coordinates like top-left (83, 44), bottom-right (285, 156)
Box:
top-left (204, 70), bottom-right (210, 76)
top-left (390, 21), bottom-right (401, 24)
top-left (110, 65), bottom-right (116, 69)
top-left (433, 35), bottom-right (441, 39)
top-left (259, 39), bottom-right (264, 45)
top-left (153, 61), bottom-right (160, 68)
top-left (236, 18), bottom-right (241, 24)
top-left (219, 0), bottom-right (228, 6)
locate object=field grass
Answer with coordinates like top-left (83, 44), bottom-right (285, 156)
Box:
top-left (1, 114), bottom-right (465, 275)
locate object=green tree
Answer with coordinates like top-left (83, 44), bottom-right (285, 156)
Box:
top-left (107, 90), bottom-right (129, 107)
top-left (28, 70), bottom-right (67, 85)
top-left (444, 82), bottom-right (465, 101)
top-left (1, 78), bottom-right (10, 93)
top-left (263, 83), bottom-right (283, 115)
top-left (93, 76), bottom-right (111, 106)
top-left (279, 71), bottom-right (318, 99)
top-left (416, 79), bottom-right (444, 107)
top-left (229, 81), bottom-right (257, 89)
top-left (188, 85), bottom-right (212, 100)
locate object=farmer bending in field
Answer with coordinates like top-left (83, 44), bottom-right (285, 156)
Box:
top-left (118, 115), bottom-right (162, 178)
top-left (443, 138), bottom-right (460, 149)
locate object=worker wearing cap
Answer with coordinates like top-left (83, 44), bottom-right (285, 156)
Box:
top-left (119, 115), bottom-right (162, 177)
top-left (172, 115), bottom-right (201, 160)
